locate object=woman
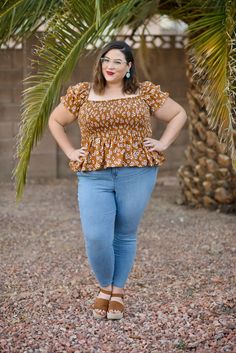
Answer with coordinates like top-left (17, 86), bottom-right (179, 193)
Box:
top-left (48, 40), bottom-right (187, 320)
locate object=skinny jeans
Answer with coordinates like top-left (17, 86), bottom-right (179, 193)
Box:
top-left (76, 166), bottom-right (158, 288)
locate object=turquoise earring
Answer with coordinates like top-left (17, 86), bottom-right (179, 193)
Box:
top-left (126, 70), bottom-right (131, 78)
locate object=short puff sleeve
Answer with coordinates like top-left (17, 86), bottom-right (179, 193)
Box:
top-left (141, 81), bottom-right (169, 114)
top-left (60, 81), bottom-right (89, 116)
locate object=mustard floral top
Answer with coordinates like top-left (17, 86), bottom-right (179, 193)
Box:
top-left (60, 81), bottom-right (169, 172)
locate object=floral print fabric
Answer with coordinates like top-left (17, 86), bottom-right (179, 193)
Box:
top-left (60, 81), bottom-right (169, 172)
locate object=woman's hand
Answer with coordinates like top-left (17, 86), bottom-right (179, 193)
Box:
top-left (67, 147), bottom-right (87, 161)
top-left (143, 138), bottom-right (167, 152)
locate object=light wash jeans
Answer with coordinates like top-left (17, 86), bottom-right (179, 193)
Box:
top-left (76, 166), bottom-right (159, 288)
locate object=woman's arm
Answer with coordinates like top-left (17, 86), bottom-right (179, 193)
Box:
top-left (48, 103), bottom-right (86, 160)
top-left (143, 97), bottom-right (187, 152)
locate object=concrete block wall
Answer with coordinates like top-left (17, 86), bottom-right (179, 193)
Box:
top-left (0, 36), bottom-right (189, 182)
top-left (0, 49), bottom-right (23, 181)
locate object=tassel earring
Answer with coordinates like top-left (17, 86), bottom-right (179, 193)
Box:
top-left (125, 70), bottom-right (131, 78)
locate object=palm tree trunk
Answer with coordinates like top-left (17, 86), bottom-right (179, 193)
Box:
top-left (178, 50), bottom-right (236, 213)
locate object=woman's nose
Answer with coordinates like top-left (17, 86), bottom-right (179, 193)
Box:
top-left (107, 60), bottom-right (115, 69)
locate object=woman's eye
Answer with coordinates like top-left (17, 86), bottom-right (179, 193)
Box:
top-left (114, 61), bottom-right (122, 65)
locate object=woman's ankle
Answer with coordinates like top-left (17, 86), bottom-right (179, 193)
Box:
top-left (112, 285), bottom-right (124, 294)
top-left (100, 284), bottom-right (112, 291)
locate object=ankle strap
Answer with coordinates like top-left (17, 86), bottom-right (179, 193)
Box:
top-left (100, 288), bottom-right (112, 295)
top-left (111, 293), bottom-right (124, 298)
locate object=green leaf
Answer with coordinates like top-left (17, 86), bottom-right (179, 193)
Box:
top-left (0, 0), bottom-right (63, 45)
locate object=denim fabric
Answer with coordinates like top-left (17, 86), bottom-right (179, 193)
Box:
top-left (76, 166), bottom-right (158, 288)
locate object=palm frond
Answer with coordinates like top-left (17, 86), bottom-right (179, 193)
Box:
top-left (164, 0), bottom-right (236, 169)
top-left (95, 0), bottom-right (101, 30)
top-left (0, 0), bottom-right (62, 46)
top-left (189, 2), bottom-right (236, 168)
top-left (13, 0), bottom-right (156, 202)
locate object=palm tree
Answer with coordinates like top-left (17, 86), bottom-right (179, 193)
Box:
top-left (0, 0), bottom-right (235, 211)
top-left (171, 2), bottom-right (236, 212)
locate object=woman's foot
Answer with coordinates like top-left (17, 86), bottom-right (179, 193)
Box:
top-left (107, 287), bottom-right (125, 320)
top-left (92, 286), bottom-right (112, 319)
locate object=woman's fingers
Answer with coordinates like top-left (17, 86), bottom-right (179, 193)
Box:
top-left (143, 139), bottom-right (154, 148)
top-left (68, 147), bottom-right (87, 161)
top-left (143, 138), bottom-right (166, 152)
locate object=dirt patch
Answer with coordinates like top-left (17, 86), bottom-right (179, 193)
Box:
top-left (0, 175), bottom-right (235, 353)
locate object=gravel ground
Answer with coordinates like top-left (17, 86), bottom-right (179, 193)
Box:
top-left (0, 175), bottom-right (235, 353)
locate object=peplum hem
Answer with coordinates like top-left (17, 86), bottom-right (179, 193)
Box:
top-left (68, 135), bottom-right (165, 172)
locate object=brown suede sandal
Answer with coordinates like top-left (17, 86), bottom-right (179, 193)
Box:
top-left (92, 288), bottom-right (112, 319)
top-left (107, 293), bottom-right (124, 320)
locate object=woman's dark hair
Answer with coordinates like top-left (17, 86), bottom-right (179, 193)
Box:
top-left (92, 40), bottom-right (139, 95)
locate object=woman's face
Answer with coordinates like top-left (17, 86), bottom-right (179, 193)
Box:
top-left (101, 49), bottom-right (131, 84)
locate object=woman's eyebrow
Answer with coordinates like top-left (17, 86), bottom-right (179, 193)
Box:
top-left (104, 56), bottom-right (122, 61)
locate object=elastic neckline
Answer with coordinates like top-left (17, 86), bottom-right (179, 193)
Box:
top-left (86, 82), bottom-right (142, 102)
top-left (87, 95), bottom-right (141, 102)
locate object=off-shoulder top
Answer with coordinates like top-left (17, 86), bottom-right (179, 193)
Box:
top-left (60, 81), bottom-right (169, 172)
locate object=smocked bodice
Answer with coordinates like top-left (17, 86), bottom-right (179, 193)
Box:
top-left (60, 81), bottom-right (169, 172)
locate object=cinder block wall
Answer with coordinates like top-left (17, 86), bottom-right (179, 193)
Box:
top-left (0, 49), bottom-right (23, 180)
top-left (0, 36), bottom-right (189, 181)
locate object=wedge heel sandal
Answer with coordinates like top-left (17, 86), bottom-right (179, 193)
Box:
top-left (107, 293), bottom-right (124, 320)
top-left (92, 288), bottom-right (112, 319)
